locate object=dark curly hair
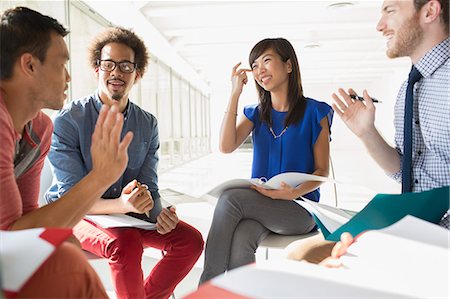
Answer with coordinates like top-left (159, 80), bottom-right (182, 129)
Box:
top-left (0, 6), bottom-right (68, 80)
top-left (88, 27), bottom-right (149, 76)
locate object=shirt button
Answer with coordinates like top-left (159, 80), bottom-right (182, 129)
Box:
top-left (414, 179), bottom-right (419, 184)
top-left (417, 151), bottom-right (422, 156)
top-left (113, 188), bottom-right (117, 192)
top-left (415, 120), bottom-right (419, 125)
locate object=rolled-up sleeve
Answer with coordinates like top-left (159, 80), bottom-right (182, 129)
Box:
top-left (386, 146), bottom-right (403, 184)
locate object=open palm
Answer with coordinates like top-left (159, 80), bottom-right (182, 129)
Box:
top-left (332, 88), bottom-right (376, 137)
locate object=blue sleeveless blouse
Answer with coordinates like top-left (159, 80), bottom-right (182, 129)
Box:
top-left (244, 98), bottom-right (333, 201)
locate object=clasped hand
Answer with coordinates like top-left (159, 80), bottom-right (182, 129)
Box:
top-left (120, 180), bottom-right (154, 214)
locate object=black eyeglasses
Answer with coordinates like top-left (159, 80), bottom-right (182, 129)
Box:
top-left (97, 59), bottom-right (137, 73)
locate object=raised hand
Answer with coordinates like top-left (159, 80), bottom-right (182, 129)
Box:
top-left (231, 62), bottom-right (252, 96)
top-left (332, 88), bottom-right (377, 138)
top-left (90, 104), bottom-right (133, 187)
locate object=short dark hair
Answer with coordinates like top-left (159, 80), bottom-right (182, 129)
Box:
top-left (249, 38), bottom-right (306, 127)
top-left (414, 0), bottom-right (449, 33)
top-left (0, 6), bottom-right (68, 80)
top-left (88, 27), bottom-right (149, 77)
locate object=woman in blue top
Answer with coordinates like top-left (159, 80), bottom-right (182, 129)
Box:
top-left (199, 38), bottom-right (333, 284)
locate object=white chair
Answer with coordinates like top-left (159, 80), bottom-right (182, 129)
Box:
top-left (38, 157), bottom-right (53, 207)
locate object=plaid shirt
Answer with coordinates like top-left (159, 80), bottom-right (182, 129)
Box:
top-left (389, 38), bottom-right (450, 228)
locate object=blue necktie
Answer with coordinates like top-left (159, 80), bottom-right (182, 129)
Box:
top-left (401, 66), bottom-right (423, 193)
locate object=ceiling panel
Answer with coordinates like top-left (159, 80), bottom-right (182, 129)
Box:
top-left (138, 0), bottom-right (408, 87)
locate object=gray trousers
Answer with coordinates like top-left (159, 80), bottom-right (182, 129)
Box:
top-left (199, 188), bottom-right (316, 284)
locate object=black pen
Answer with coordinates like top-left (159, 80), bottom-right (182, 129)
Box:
top-left (350, 94), bottom-right (381, 103)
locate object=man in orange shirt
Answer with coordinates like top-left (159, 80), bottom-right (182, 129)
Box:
top-left (0, 6), bottom-right (132, 297)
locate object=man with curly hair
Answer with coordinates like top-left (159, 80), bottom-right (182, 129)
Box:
top-left (46, 27), bottom-right (204, 299)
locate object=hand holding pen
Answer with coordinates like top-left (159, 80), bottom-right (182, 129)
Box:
top-left (332, 88), bottom-right (377, 138)
top-left (349, 94), bottom-right (381, 103)
top-left (121, 180), bottom-right (153, 217)
top-left (135, 181), bottom-right (152, 218)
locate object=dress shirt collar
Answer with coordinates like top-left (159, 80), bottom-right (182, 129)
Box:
top-left (415, 37), bottom-right (449, 78)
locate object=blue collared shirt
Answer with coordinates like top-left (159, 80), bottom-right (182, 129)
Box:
top-left (45, 92), bottom-right (162, 221)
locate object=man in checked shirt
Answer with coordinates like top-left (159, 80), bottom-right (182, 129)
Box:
top-left (288, 0), bottom-right (449, 264)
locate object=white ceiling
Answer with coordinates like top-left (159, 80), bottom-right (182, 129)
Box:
top-left (136, 0), bottom-right (408, 89)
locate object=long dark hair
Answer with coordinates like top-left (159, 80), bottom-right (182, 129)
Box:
top-left (248, 38), bottom-right (306, 127)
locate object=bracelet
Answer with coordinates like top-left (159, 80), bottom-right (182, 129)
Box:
top-left (224, 110), bottom-right (238, 116)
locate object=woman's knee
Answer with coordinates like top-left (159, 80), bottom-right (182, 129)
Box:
top-left (217, 189), bottom-right (240, 208)
top-left (232, 219), bottom-right (268, 252)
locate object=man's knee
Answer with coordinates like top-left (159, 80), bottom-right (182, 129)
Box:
top-left (172, 221), bottom-right (204, 255)
top-left (106, 229), bottom-right (143, 260)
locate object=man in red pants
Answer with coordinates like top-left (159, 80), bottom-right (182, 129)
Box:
top-left (46, 27), bottom-right (204, 299)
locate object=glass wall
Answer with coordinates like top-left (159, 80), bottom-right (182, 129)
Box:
top-left (1, 0), bottom-right (211, 173)
top-left (68, 1), bottom-right (109, 100)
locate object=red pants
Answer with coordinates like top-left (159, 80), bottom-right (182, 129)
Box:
top-left (74, 220), bottom-right (204, 299)
top-left (18, 242), bottom-right (108, 298)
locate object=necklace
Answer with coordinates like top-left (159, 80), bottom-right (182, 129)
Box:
top-left (269, 126), bottom-right (288, 139)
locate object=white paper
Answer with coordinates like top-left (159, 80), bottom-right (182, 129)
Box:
top-left (85, 214), bottom-right (156, 230)
top-left (206, 172), bottom-right (334, 199)
top-left (212, 260), bottom-right (414, 298)
top-left (341, 216), bottom-right (449, 268)
top-left (1, 228), bottom-right (53, 292)
top-left (295, 196), bottom-right (353, 233)
top-left (253, 172), bottom-right (335, 189)
top-left (211, 216), bottom-right (449, 299)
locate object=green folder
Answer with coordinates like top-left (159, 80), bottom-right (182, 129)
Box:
top-left (324, 186), bottom-right (449, 242)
